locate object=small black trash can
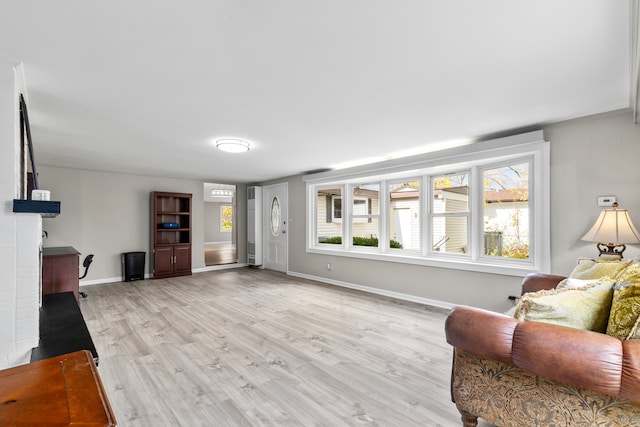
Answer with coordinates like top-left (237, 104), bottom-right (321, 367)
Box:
top-left (122, 251), bottom-right (145, 281)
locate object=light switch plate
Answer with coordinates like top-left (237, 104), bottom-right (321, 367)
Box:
top-left (597, 196), bottom-right (616, 207)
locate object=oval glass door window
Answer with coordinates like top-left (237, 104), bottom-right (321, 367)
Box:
top-left (270, 196), bottom-right (281, 237)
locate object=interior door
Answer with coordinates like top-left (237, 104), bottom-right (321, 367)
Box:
top-left (263, 183), bottom-right (288, 273)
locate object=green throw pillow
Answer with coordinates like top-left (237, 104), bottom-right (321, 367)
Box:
top-left (569, 258), bottom-right (630, 280)
top-left (514, 280), bottom-right (614, 332)
top-left (613, 262), bottom-right (640, 283)
top-left (606, 282), bottom-right (640, 339)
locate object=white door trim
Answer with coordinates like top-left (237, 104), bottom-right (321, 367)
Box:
top-left (263, 182), bottom-right (288, 273)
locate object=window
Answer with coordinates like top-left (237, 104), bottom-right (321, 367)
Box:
top-left (352, 184), bottom-right (380, 247)
top-left (332, 196), bottom-right (343, 222)
top-left (220, 205), bottom-right (233, 232)
top-left (316, 187), bottom-right (343, 245)
top-left (389, 180), bottom-right (420, 251)
top-left (482, 161), bottom-right (530, 259)
top-left (304, 131), bottom-right (550, 275)
top-left (431, 173), bottom-right (469, 255)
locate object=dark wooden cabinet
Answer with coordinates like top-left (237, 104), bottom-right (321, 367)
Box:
top-left (151, 192), bottom-right (192, 279)
top-left (42, 246), bottom-right (80, 301)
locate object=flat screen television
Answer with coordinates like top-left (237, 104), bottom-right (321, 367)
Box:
top-left (20, 93), bottom-right (39, 194)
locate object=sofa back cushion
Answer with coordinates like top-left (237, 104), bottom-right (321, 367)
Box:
top-left (569, 258), bottom-right (630, 280)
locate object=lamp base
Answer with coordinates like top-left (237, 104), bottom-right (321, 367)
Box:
top-left (596, 242), bottom-right (626, 259)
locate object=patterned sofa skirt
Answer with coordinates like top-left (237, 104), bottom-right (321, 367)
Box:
top-left (451, 349), bottom-right (640, 427)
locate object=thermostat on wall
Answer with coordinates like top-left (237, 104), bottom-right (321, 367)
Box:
top-left (597, 196), bottom-right (617, 207)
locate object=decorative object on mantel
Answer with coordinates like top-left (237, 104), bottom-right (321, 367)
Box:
top-left (581, 202), bottom-right (640, 259)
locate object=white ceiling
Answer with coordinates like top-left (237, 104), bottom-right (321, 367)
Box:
top-left (0, 1), bottom-right (631, 184)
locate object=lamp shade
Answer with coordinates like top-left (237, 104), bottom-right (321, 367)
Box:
top-left (581, 205), bottom-right (640, 244)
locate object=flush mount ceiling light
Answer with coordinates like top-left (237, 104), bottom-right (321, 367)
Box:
top-left (215, 138), bottom-right (250, 153)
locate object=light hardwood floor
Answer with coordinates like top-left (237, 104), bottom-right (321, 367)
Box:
top-left (80, 268), bottom-right (494, 426)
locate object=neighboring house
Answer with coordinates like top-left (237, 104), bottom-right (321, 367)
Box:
top-left (317, 188), bottom-right (380, 242)
top-left (315, 185), bottom-right (528, 256)
top-left (484, 188), bottom-right (529, 257)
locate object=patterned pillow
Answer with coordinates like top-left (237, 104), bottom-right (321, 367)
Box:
top-left (514, 280), bottom-right (614, 332)
top-left (612, 262), bottom-right (640, 283)
top-left (627, 316), bottom-right (640, 340)
top-left (606, 282), bottom-right (640, 339)
top-left (568, 258), bottom-right (630, 280)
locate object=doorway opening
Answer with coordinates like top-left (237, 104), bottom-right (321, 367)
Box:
top-left (203, 183), bottom-right (237, 266)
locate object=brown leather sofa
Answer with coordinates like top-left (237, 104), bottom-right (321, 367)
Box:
top-left (445, 273), bottom-right (640, 427)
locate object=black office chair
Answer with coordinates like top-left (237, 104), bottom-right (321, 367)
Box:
top-left (78, 254), bottom-right (94, 299)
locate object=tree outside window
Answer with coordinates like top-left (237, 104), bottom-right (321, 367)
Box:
top-left (220, 205), bottom-right (233, 232)
top-left (483, 162), bottom-right (529, 259)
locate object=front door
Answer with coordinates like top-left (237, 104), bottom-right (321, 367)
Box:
top-left (263, 183), bottom-right (288, 273)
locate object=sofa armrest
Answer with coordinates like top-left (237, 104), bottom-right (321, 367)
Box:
top-left (445, 305), bottom-right (640, 404)
top-left (521, 272), bottom-right (566, 295)
top-left (445, 306), bottom-right (519, 365)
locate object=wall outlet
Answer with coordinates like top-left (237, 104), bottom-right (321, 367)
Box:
top-left (597, 196), bottom-right (616, 207)
top-left (326, 263), bottom-right (332, 271)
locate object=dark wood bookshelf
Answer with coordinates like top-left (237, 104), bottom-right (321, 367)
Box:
top-left (151, 191), bottom-right (192, 278)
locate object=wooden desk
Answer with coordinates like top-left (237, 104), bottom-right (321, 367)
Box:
top-left (0, 350), bottom-right (117, 426)
top-left (42, 246), bottom-right (80, 301)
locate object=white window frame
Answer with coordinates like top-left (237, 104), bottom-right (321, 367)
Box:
top-left (428, 172), bottom-right (470, 257)
top-left (387, 178), bottom-right (422, 253)
top-left (304, 131), bottom-right (550, 276)
top-left (316, 185), bottom-right (344, 247)
top-left (478, 158), bottom-right (533, 262)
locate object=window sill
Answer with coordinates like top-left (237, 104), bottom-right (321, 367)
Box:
top-left (307, 246), bottom-right (539, 277)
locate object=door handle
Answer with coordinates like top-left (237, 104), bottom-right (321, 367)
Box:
top-left (282, 230), bottom-right (286, 234)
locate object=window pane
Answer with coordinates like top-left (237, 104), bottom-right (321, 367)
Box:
top-left (220, 205), bottom-right (233, 232)
top-left (333, 197), bottom-right (342, 221)
top-left (353, 218), bottom-right (380, 247)
top-left (432, 216), bottom-right (468, 254)
top-left (432, 173), bottom-right (469, 212)
top-left (389, 181), bottom-right (420, 250)
top-left (352, 184), bottom-right (380, 247)
top-left (270, 197), bottom-right (281, 237)
top-left (483, 163), bottom-right (529, 259)
top-left (317, 187), bottom-right (343, 244)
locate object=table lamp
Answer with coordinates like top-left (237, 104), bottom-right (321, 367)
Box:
top-left (581, 202), bottom-right (640, 259)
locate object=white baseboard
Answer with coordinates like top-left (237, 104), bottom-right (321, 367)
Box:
top-left (287, 271), bottom-right (455, 310)
top-left (194, 263), bottom-right (247, 273)
top-left (80, 276), bottom-right (129, 286)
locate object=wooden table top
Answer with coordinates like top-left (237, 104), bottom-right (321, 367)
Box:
top-left (42, 246), bottom-right (81, 257)
top-left (0, 350), bottom-right (116, 426)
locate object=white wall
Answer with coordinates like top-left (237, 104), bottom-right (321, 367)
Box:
top-left (0, 62), bottom-right (40, 368)
top-left (264, 109), bottom-right (640, 313)
top-left (204, 202), bottom-right (232, 243)
top-left (29, 109), bottom-right (640, 314)
top-left (546, 110), bottom-right (640, 272)
top-left (37, 166), bottom-right (247, 282)
top-left (38, 167), bottom-right (204, 281)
